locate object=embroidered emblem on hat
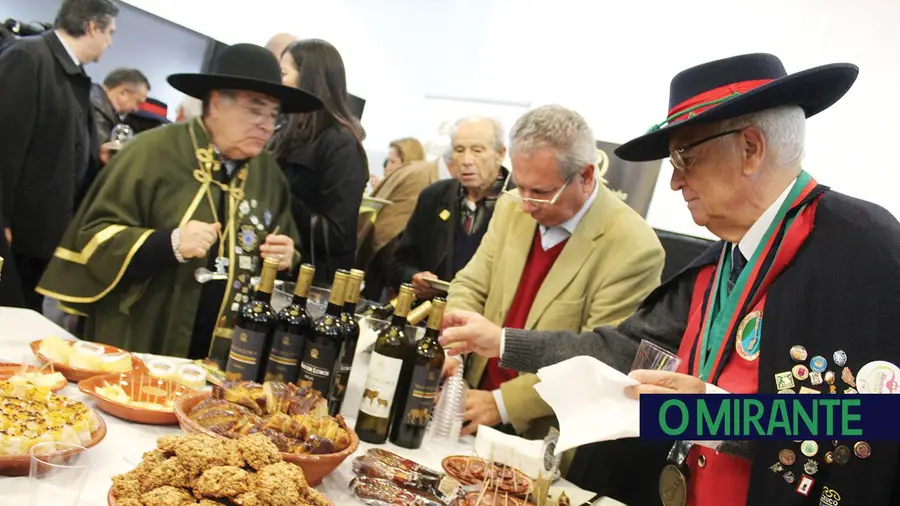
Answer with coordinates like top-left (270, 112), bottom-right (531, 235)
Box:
top-left (809, 371), bottom-right (823, 385)
top-left (775, 371), bottom-right (795, 391)
top-left (735, 310), bottom-right (762, 361)
top-left (819, 486), bottom-right (842, 506)
top-left (810, 356), bottom-right (827, 373)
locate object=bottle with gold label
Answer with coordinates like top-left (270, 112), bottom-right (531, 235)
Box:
top-left (329, 269), bottom-right (363, 416)
top-left (390, 297), bottom-right (447, 448)
top-left (406, 301), bottom-right (433, 327)
top-left (361, 295), bottom-right (401, 321)
top-left (264, 263), bottom-right (316, 383)
top-left (225, 258), bottom-right (279, 383)
top-left (355, 284), bottom-right (416, 444)
top-left (298, 270), bottom-right (348, 396)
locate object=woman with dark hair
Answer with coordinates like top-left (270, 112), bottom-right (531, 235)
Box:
top-left (271, 38), bottom-right (368, 286)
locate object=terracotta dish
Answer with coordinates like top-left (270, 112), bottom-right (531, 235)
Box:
top-left (78, 373), bottom-right (194, 425)
top-left (30, 340), bottom-right (146, 382)
top-left (0, 412), bottom-right (107, 477)
top-left (0, 362), bottom-right (67, 392)
top-left (175, 390), bottom-right (359, 486)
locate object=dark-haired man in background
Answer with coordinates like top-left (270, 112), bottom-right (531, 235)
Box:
top-left (0, 0), bottom-right (118, 310)
top-left (92, 67), bottom-right (150, 144)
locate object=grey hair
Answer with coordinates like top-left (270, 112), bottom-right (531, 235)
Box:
top-left (718, 105), bottom-right (806, 168)
top-left (509, 105), bottom-right (596, 181)
top-left (449, 116), bottom-right (506, 152)
top-left (442, 145), bottom-right (453, 165)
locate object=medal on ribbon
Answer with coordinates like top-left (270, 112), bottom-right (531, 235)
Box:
top-left (735, 310), bottom-right (762, 361)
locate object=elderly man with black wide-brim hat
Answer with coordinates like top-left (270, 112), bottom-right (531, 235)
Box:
top-left (37, 44), bottom-right (322, 369)
top-left (436, 53), bottom-right (900, 505)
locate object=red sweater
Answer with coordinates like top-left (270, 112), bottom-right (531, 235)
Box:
top-left (480, 231), bottom-right (568, 391)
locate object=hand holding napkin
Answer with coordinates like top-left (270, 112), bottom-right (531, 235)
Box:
top-left (533, 356), bottom-right (640, 455)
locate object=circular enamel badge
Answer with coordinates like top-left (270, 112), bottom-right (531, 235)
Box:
top-left (735, 311), bottom-right (762, 361)
top-left (856, 361), bottom-right (900, 394)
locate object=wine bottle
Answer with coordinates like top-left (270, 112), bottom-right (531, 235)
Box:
top-left (355, 284), bottom-right (416, 444)
top-left (389, 297), bottom-right (447, 448)
top-left (328, 268), bottom-right (363, 416)
top-left (406, 300), bottom-right (433, 326)
top-left (362, 295), bottom-right (401, 320)
top-left (264, 263), bottom-right (316, 383)
top-left (225, 258), bottom-right (279, 382)
top-left (298, 270), bottom-right (348, 397)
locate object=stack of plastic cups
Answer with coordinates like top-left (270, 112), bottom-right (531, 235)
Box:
top-left (426, 357), bottom-right (467, 447)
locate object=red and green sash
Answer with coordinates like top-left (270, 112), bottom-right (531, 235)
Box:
top-left (688, 171), bottom-right (822, 383)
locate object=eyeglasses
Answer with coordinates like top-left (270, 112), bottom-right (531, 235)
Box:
top-left (501, 172), bottom-right (570, 206)
top-left (237, 103), bottom-right (282, 128)
top-left (669, 129), bottom-right (742, 172)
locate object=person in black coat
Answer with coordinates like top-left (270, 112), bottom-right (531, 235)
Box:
top-left (0, 0), bottom-right (118, 310)
top-left (270, 38), bottom-right (368, 286)
top-left (392, 117), bottom-right (509, 300)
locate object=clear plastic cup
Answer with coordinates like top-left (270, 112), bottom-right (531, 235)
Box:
top-left (631, 339), bottom-right (682, 372)
top-left (426, 357), bottom-right (467, 445)
top-left (29, 443), bottom-right (92, 506)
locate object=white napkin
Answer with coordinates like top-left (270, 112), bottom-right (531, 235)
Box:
top-left (533, 356), bottom-right (640, 455)
top-left (474, 425), bottom-right (546, 479)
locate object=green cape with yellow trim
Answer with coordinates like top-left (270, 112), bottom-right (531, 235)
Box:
top-left (37, 119), bottom-right (300, 358)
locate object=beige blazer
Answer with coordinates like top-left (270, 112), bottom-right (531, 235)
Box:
top-left (368, 160), bottom-right (438, 254)
top-left (447, 184), bottom-right (665, 437)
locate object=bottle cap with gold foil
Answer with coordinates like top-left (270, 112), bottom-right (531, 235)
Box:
top-left (330, 270), bottom-right (350, 306)
top-left (294, 263), bottom-right (315, 297)
top-left (344, 271), bottom-right (363, 305)
top-left (394, 284), bottom-right (415, 318)
top-left (258, 258), bottom-right (279, 293)
top-left (427, 297), bottom-right (447, 330)
top-left (408, 301), bottom-right (433, 326)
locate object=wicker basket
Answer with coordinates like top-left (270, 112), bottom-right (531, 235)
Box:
top-left (174, 390), bottom-right (358, 486)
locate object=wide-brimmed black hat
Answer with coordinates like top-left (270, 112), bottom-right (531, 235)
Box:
top-left (614, 53), bottom-right (858, 162)
top-left (168, 43), bottom-right (322, 113)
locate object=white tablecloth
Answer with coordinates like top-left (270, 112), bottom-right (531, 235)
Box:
top-left (0, 307), bottom-right (620, 506)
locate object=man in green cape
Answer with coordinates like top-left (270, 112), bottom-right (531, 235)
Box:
top-left (37, 43), bottom-right (323, 367)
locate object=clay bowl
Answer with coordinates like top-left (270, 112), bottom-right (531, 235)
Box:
top-left (174, 390), bottom-right (359, 486)
top-left (78, 373), bottom-right (194, 425)
top-left (30, 340), bottom-right (147, 383)
top-left (0, 362), bottom-right (67, 392)
top-left (0, 411), bottom-right (107, 477)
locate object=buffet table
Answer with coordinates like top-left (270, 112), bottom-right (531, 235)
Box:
top-left (0, 307), bottom-right (621, 506)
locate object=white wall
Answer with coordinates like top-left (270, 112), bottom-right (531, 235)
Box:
top-left (123, 0), bottom-right (900, 238)
top-left (1, 0), bottom-right (209, 120)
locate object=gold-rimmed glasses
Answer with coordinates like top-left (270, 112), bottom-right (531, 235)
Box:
top-left (501, 172), bottom-right (570, 206)
top-left (669, 129), bottom-right (742, 171)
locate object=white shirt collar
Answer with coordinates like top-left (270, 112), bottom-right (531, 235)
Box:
top-left (55, 31), bottom-right (81, 66)
top-left (538, 179), bottom-right (599, 250)
top-left (735, 177), bottom-right (799, 259)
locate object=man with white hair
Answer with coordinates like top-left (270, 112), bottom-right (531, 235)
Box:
top-left (392, 116), bottom-right (510, 299)
top-left (442, 107), bottom-right (664, 466)
top-left (439, 54), bottom-right (900, 505)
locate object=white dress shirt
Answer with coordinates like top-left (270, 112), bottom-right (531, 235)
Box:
top-left (55, 31), bottom-right (81, 66)
top-left (493, 179), bottom-right (600, 424)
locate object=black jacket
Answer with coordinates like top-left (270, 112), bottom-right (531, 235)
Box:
top-left (276, 125), bottom-right (368, 285)
top-left (561, 187), bottom-right (900, 506)
top-left (0, 32), bottom-right (99, 259)
top-left (90, 83), bottom-right (117, 145)
top-left (391, 172), bottom-right (509, 290)
top-left (391, 178), bottom-right (465, 288)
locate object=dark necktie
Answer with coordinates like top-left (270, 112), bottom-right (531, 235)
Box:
top-left (727, 246), bottom-right (747, 294)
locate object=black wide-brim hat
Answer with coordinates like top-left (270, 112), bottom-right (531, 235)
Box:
top-left (614, 53), bottom-right (859, 162)
top-left (167, 43), bottom-right (322, 114)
